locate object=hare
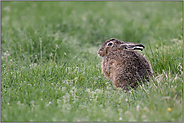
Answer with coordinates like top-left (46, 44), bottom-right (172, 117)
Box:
top-left (98, 38), bottom-right (153, 91)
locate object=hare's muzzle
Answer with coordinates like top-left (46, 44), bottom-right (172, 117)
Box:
top-left (98, 50), bottom-right (104, 57)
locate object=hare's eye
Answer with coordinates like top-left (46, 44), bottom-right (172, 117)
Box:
top-left (108, 42), bottom-right (113, 46)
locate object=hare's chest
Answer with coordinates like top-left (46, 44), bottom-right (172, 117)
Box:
top-left (102, 57), bottom-right (118, 79)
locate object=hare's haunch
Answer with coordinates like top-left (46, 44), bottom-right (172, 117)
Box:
top-left (98, 38), bottom-right (153, 91)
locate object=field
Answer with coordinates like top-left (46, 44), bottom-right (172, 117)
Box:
top-left (1, 1), bottom-right (183, 122)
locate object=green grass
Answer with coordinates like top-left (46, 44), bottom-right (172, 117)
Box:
top-left (1, 1), bottom-right (183, 122)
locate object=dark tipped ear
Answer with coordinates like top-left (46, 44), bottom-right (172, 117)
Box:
top-left (119, 42), bottom-right (145, 51)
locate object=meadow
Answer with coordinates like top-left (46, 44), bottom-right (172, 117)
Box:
top-left (1, 1), bottom-right (183, 122)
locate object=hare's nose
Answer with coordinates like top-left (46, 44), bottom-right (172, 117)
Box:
top-left (98, 51), bottom-right (104, 57)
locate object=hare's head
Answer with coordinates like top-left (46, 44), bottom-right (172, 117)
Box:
top-left (98, 38), bottom-right (145, 57)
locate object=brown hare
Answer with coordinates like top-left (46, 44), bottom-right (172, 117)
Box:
top-left (98, 38), bottom-right (153, 91)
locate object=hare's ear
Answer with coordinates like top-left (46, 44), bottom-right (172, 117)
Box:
top-left (119, 42), bottom-right (145, 51)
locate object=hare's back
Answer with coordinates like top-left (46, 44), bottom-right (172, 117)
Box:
top-left (119, 50), bottom-right (153, 77)
top-left (108, 50), bottom-right (151, 70)
top-left (109, 50), bottom-right (141, 63)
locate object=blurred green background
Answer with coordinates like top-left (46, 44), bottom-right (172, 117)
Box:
top-left (2, 1), bottom-right (182, 62)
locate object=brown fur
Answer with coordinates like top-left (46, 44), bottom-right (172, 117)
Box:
top-left (98, 38), bottom-right (153, 91)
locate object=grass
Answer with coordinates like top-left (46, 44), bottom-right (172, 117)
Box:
top-left (1, 1), bottom-right (183, 122)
